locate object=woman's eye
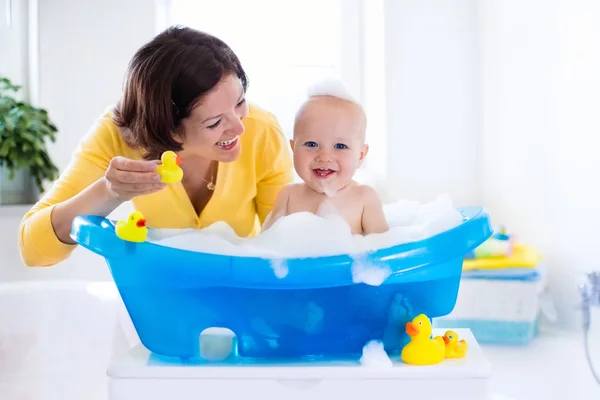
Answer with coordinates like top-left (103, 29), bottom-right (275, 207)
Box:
top-left (335, 143), bottom-right (348, 150)
top-left (236, 98), bottom-right (246, 107)
top-left (207, 120), bottom-right (221, 129)
top-left (304, 141), bottom-right (317, 147)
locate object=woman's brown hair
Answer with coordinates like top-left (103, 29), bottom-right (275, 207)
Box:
top-left (113, 25), bottom-right (249, 160)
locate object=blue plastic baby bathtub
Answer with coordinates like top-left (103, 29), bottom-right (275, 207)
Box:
top-left (71, 206), bottom-right (492, 360)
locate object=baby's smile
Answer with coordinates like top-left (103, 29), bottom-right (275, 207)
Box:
top-left (312, 168), bottom-right (336, 179)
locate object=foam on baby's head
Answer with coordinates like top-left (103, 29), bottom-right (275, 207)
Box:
top-left (295, 78), bottom-right (367, 140)
top-left (306, 78), bottom-right (360, 104)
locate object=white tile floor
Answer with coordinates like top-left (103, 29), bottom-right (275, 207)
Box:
top-left (483, 329), bottom-right (600, 399)
top-left (2, 330), bottom-right (598, 400)
top-left (1, 281), bottom-right (599, 399)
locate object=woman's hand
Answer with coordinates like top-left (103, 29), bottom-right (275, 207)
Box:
top-left (103, 156), bottom-right (167, 201)
top-left (48, 157), bottom-right (165, 246)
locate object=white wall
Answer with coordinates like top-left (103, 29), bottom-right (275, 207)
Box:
top-left (3, 0), bottom-right (596, 333)
top-left (2, 0), bottom-right (483, 277)
top-left (1, 0), bottom-right (156, 280)
top-left (36, 0), bottom-right (157, 172)
top-left (383, 0), bottom-right (481, 207)
top-left (480, 0), bottom-right (600, 329)
top-left (0, 207), bottom-right (111, 282)
top-left (0, 0), bottom-right (29, 97)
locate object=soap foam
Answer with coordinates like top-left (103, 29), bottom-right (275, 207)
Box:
top-left (359, 340), bottom-right (393, 368)
top-left (269, 259), bottom-right (289, 279)
top-left (318, 181), bottom-right (338, 199)
top-left (152, 193), bottom-right (464, 260)
top-left (350, 253), bottom-right (392, 286)
top-left (306, 77), bottom-right (359, 105)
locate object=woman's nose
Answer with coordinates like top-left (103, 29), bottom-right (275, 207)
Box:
top-left (230, 116), bottom-right (245, 136)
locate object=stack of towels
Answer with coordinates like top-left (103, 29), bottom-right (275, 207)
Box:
top-left (433, 226), bottom-right (554, 345)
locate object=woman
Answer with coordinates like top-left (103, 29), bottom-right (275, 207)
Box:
top-left (19, 26), bottom-right (294, 267)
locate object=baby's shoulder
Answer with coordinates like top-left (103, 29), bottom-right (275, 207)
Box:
top-left (346, 183), bottom-right (384, 209)
top-left (351, 183), bottom-right (380, 199)
top-left (280, 182), bottom-right (320, 206)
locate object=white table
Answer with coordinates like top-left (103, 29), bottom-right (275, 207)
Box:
top-left (108, 328), bottom-right (492, 400)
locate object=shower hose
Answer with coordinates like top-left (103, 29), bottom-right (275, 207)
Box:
top-left (580, 271), bottom-right (600, 385)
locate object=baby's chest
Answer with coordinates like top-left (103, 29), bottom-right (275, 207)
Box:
top-left (288, 195), bottom-right (363, 231)
top-left (331, 200), bottom-right (364, 233)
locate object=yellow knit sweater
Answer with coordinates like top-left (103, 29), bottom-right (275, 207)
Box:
top-left (19, 104), bottom-right (294, 266)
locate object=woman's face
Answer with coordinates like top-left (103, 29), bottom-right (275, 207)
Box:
top-left (178, 74), bottom-right (249, 162)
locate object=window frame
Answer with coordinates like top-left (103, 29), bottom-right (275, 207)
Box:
top-left (156, 0), bottom-right (386, 180)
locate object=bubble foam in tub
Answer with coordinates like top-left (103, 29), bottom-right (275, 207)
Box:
top-left (70, 199), bottom-right (492, 360)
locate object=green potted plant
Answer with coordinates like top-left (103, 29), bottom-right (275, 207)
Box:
top-left (0, 77), bottom-right (59, 205)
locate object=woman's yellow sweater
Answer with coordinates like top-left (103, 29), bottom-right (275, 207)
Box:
top-left (19, 104), bottom-right (294, 266)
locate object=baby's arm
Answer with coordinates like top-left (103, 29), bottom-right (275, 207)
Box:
top-left (262, 185), bottom-right (291, 231)
top-left (360, 186), bottom-right (389, 235)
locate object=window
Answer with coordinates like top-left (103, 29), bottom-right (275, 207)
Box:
top-left (1, 0), bottom-right (31, 101)
top-left (159, 0), bottom-right (386, 179)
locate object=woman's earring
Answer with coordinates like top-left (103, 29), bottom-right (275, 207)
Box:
top-left (172, 100), bottom-right (179, 115)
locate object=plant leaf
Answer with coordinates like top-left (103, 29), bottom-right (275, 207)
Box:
top-left (0, 75), bottom-right (60, 193)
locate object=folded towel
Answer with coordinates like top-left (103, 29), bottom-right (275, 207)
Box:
top-left (462, 264), bottom-right (545, 282)
top-left (463, 243), bottom-right (542, 270)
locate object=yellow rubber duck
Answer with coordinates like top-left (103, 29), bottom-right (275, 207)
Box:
top-left (115, 211), bottom-right (148, 243)
top-left (401, 314), bottom-right (446, 365)
top-left (157, 151), bottom-right (183, 183)
top-left (443, 330), bottom-right (468, 358)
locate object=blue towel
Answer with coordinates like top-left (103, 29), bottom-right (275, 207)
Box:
top-left (461, 264), bottom-right (545, 282)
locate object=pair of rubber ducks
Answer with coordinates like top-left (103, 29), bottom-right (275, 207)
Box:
top-left (401, 314), bottom-right (468, 365)
top-left (114, 151), bottom-right (183, 243)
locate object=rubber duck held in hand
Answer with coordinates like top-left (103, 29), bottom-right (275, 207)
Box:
top-left (115, 211), bottom-right (148, 243)
top-left (157, 151), bottom-right (183, 183)
top-left (443, 330), bottom-right (468, 359)
top-left (401, 314), bottom-right (446, 365)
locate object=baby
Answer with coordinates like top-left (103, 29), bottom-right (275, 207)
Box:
top-left (263, 80), bottom-right (389, 235)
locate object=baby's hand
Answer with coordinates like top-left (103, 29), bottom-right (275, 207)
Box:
top-left (360, 186), bottom-right (389, 235)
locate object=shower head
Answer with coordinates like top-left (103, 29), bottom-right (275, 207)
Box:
top-left (580, 271), bottom-right (600, 308)
top-left (579, 270), bottom-right (600, 386)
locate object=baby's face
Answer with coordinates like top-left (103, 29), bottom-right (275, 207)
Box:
top-left (291, 96), bottom-right (368, 194)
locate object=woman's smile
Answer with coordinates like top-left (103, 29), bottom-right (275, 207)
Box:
top-left (215, 136), bottom-right (239, 150)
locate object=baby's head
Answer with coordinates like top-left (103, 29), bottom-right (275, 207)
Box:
top-left (290, 79), bottom-right (368, 195)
